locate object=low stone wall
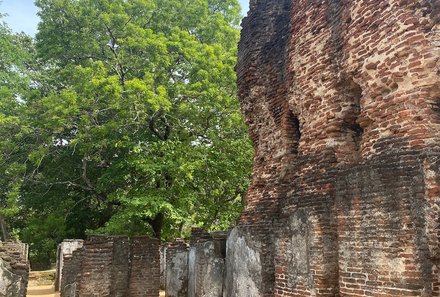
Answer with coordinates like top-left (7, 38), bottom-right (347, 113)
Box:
top-left (58, 235), bottom-right (160, 297)
top-left (165, 229), bottom-right (227, 297)
top-left (165, 240), bottom-right (189, 297)
top-left (0, 241), bottom-right (29, 297)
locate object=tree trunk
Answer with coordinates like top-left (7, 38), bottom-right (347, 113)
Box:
top-left (148, 213), bottom-right (164, 240)
top-left (0, 215), bottom-right (9, 241)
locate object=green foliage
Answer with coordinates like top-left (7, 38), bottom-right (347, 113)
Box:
top-left (0, 0), bottom-right (252, 267)
top-left (22, 214), bottom-right (67, 269)
top-left (0, 17), bottom-right (35, 241)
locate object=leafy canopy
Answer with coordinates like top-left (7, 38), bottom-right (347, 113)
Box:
top-left (0, 0), bottom-right (252, 267)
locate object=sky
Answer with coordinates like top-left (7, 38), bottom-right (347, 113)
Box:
top-left (1, 0), bottom-right (250, 36)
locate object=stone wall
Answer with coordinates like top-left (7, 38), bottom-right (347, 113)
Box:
top-left (165, 240), bottom-right (189, 297)
top-left (59, 235), bottom-right (160, 297)
top-left (188, 231), bottom-right (226, 297)
top-left (165, 229), bottom-right (227, 297)
top-left (232, 0), bottom-right (440, 296)
top-left (0, 241), bottom-right (29, 297)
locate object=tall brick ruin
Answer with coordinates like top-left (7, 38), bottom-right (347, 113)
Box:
top-left (227, 0), bottom-right (440, 296)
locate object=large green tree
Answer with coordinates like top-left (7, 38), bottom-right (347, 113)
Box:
top-left (0, 16), bottom-right (34, 242)
top-left (8, 0), bottom-right (252, 266)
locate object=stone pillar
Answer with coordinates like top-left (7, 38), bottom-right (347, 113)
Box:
top-left (188, 230), bottom-right (227, 297)
top-left (165, 240), bottom-right (189, 297)
top-left (224, 227), bottom-right (273, 297)
top-left (160, 245), bottom-right (166, 290)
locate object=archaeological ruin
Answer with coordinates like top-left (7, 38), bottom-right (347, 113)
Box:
top-left (225, 0), bottom-right (440, 296)
top-left (0, 241), bottom-right (29, 297)
top-left (57, 236), bottom-right (160, 297)
top-left (1, 1), bottom-right (439, 297)
top-left (165, 229), bottom-right (227, 297)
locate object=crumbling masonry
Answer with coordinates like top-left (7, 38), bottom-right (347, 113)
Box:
top-left (225, 0), bottom-right (440, 296)
top-left (165, 229), bottom-right (227, 297)
top-left (58, 236), bottom-right (160, 297)
top-left (0, 241), bottom-right (29, 297)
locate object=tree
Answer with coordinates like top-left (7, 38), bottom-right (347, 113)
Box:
top-left (11, 0), bottom-right (252, 266)
top-left (0, 16), bottom-right (34, 241)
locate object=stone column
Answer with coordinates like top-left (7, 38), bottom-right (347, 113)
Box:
top-left (165, 240), bottom-right (189, 297)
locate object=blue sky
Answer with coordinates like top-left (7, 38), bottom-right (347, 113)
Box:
top-left (1, 0), bottom-right (249, 36)
top-left (1, 0), bottom-right (39, 36)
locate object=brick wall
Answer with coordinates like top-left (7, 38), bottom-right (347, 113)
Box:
top-left (60, 248), bottom-right (83, 297)
top-left (234, 0), bottom-right (440, 296)
top-left (0, 241), bottom-right (29, 297)
top-left (79, 236), bottom-right (115, 296)
top-left (59, 236), bottom-right (160, 297)
top-left (55, 239), bottom-right (83, 292)
top-left (128, 236), bottom-right (160, 297)
top-left (110, 236), bottom-right (131, 297)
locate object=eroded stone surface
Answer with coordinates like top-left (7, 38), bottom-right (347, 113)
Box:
top-left (166, 241), bottom-right (189, 297)
top-left (234, 0), bottom-right (440, 296)
top-left (0, 241), bottom-right (29, 297)
top-left (188, 241), bottom-right (225, 297)
top-left (166, 230), bottom-right (227, 297)
top-left (224, 227), bottom-right (262, 297)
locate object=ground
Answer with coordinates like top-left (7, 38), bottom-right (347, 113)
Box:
top-left (27, 285), bottom-right (166, 296)
top-left (27, 285), bottom-right (59, 297)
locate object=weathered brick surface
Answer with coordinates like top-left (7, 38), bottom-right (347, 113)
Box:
top-left (235, 0), bottom-right (440, 296)
top-left (79, 236), bottom-right (115, 297)
top-left (55, 239), bottom-right (84, 292)
top-left (0, 241), bottom-right (29, 297)
top-left (128, 236), bottom-right (160, 297)
top-left (59, 235), bottom-right (160, 297)
top-left (111, 236), bottom-right (131, 297)
top-left (60, 248), bottom-right (83, 297)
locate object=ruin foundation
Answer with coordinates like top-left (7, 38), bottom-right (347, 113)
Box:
top-left (165, 229), bottom-right (227, 297)
top-left (0, 241), bottom-right (29, 297)
top-left (229, 0), bottom-right (440, 296)
top-left (58, 236), bottom-right (160, 297)
top-left (55, 239), bottom-right (84, 292)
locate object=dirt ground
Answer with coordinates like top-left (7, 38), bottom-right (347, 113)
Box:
top-left (27, 285), bottom-right (60, 297)
top-left (27, 285), bottom-right (165, 296)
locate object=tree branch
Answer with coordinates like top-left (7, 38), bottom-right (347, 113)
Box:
top-left (148, 108), bottom-right (171, 140)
